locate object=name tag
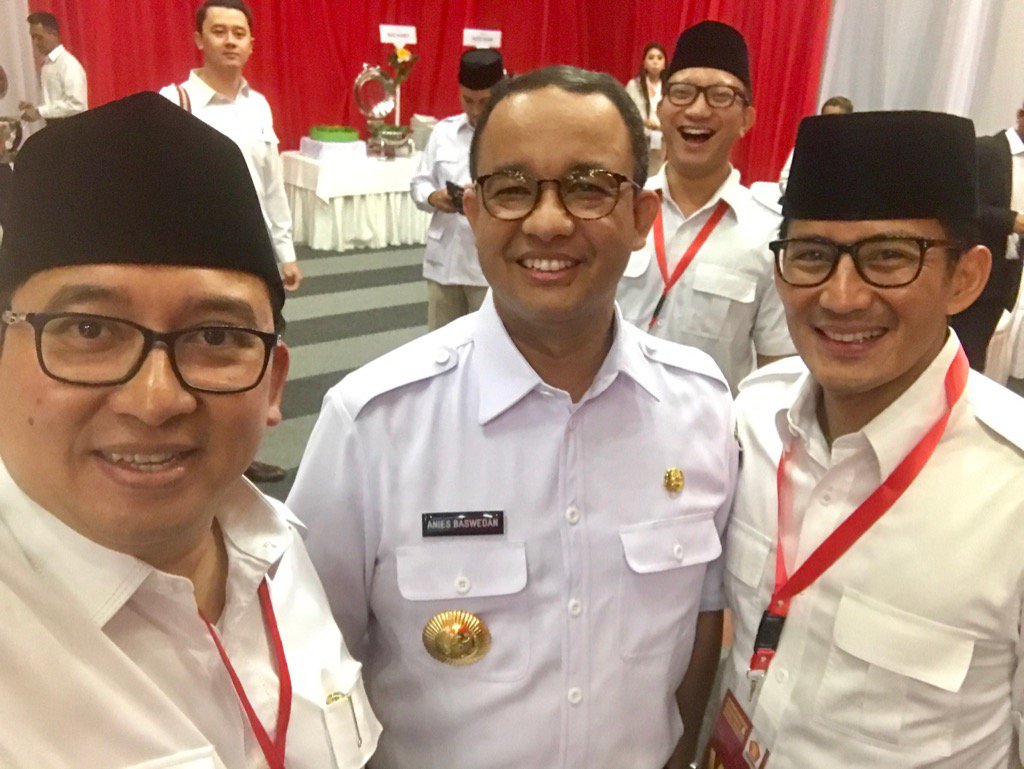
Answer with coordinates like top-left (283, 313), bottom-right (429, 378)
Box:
top-left (422, 511), bottom-right (504, 537)
top-left (701, 689), bottom-right (770, 768)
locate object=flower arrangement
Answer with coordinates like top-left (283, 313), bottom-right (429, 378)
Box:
top-left (386, 45), bottom-right (418, 86)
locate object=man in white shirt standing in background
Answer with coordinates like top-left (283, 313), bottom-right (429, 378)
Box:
top-left (162, 0), bottom-right (300, 484)
top-left (617, 21), bottom-right (794, 393)
top-left (410, 49), bottom-right (504, 330)
top-left (160, 0), bottom-right (302, 296)
top-left (19, 12), bottom-right (87, 124)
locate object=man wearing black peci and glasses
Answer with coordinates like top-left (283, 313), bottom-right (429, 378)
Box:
top-left (289, 65), bottom-right (738, 768)
top-left (617, 20), bottom-right (794, 394)
top-left (711, 111), bottom-right (1024, 768)
top-left (0, 92), bottom-right (379, 767)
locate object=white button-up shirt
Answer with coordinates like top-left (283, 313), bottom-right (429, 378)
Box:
top-left (409, 113), bottom-right (487, 286)
top-left (0, 461), bottom-right (380, 768)
top-left (288, 295), bottom-right (738, 769)
top-left (37, 44), bottom-right (87, 120)
top-left (722, 333), bottom-right (1024, 768)
top-left (159, 72), bottom-right (296, 265)
top-left (617, 167), bottom-right (794, 392)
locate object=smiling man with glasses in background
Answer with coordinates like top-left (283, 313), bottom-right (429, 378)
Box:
top-left (289, 65), bottom-right (738, 769)
top-left (710, 111), bottom-right (1024, 769)
top-left (0, 92), bottom-right (379, 768)
top-left (618, 20), bottom-right (794, 394)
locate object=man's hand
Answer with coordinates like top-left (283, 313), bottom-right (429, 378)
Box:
top-left (19, 102), bottom-right (41, 122)
top-left (1013, 212), bottom-right (1024, 236)
top-left (281, 262), bottom-right (302, 291)
top-left (428, 189), bottom-right (458, 214)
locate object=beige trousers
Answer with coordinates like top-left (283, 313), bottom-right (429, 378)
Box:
top-left (426, 280), bottom-right (488, 330)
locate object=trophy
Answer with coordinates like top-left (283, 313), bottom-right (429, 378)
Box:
top-left (0, 66), bottom-right (22, 164)
top-left (353, 62), bottom-right (412, 159)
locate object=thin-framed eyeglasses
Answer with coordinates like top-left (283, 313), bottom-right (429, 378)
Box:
top-left (475, 168), bottom-right (640, 221)
top-left (0, 311), bottom-right (280, 393)
top-left (769, 236), bottom-right (962, 288)
top-left (664, 82), bottom-right (748, 109)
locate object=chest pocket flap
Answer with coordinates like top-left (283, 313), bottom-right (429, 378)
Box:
top-left (620, 514), bottom-right (721, 573)
top-left (725, 517), bottom-right (772, 588)
top-left (833, 589), bottom-right (976, 692)
top-left (692, 264), bottom-right (757, 303)
top-left (396, 541), bottom-right (527, 600)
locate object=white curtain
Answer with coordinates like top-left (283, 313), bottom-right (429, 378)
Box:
top-left (0, 0), bottom-right (36, 120)
top-left (818, 0), bottom-right (1024, 135)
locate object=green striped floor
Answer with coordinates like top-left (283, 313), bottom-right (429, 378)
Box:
top-left (255, 244), bottom-right (427, 499)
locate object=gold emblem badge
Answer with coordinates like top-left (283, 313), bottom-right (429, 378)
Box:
top-left (422, 610), bottom-right (491, 665)
top-left (664, 467), bottom-right (685, 494)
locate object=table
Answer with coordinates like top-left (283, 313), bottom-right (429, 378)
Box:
top-left (283, 150), bottom-right (430, 251)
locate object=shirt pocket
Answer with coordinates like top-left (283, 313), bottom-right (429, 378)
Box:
top-left (320, 661), bottom-right (382, 769)
top-left (813, 588), bottom-right (975, 761)
top-left (724, 518), bottom-right (773, 637)
top-left (617, 514), bottom-right (721, 659)
top-left (395, 540), bottom-right (530, 682)
top-left (683, 264), bottom-right (758, 340)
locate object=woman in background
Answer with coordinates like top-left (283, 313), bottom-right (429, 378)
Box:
top-left (624, 42), bottom-right (666, 174)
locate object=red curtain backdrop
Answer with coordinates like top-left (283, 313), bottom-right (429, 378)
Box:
top-left (28, 0), bottom-right (830, 182)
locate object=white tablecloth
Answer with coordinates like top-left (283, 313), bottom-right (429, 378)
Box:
top-left (283, 150), bottom-right (429, 251)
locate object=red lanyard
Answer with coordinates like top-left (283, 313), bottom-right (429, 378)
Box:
top-left (647, 198), bottom-right (730, 330)
top-left (201, 579), bottom-right (292, 769)
top-left (748, 347), bottom-right (970, 678)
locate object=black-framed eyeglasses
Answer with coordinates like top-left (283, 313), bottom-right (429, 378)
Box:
top-left (769, 236), bottom-right (962, 288)
top-left (1, 311), bottom-right (280, 393)
top-left (475, 168), bottom-right (640, 221)
top-left (665, 82), bottom-right (748, 109)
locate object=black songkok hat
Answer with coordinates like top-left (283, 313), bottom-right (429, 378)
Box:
top-left (458, 49), bottom-right (504, 90)
top-left (0, 91), bottom-right (284, 313)
top-left (666, 20), bottom-right (751, 90)
top-left (782, 111), bottom-right (979, 222)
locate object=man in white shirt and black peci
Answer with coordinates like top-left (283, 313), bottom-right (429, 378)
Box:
top-left (411, 48), bottom-right (505, 330)
top-left (712, 110), bottom-right (1024, 769)
top-left (0, 92), bottom-right (379, 769)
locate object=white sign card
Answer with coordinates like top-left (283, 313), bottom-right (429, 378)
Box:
top-left (463, 28), bottom-right (502, 48)
top-left (380, 24), bottom-right (417, 46)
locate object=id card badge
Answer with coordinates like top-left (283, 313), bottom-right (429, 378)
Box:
top-left (700, 690), bottom-right (770, 769)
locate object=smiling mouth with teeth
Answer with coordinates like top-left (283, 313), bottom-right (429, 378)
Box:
top-left (679, 127), bottom-right (714, 144)
top-left (521, 257), bottom-right (576, 272)
top-left (821, 328), bottom-right (885, 343)
top-left (103, 452), bottom-right (184, 472)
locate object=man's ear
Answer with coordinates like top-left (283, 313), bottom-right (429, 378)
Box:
top-left (739, 104), bottom-right (756, 139)
top-left (630, 188), bottom-right (661, 251)
top-left (946, 244), bottom-right (992, 316)
top-left (463, 184), bottom-right (481, 231)
top-left (193, 30), bottom-right (204, 52)
top-left (264, 342), bottom-right (289, 427)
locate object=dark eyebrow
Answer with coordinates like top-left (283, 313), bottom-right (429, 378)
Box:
top-left (37, 286), bottom-right (262, 328)
top-left (488, 162), bottom-right (610, 178)
top-left (184, 296), bottom-right (262, 327)
top-left (42, 285), bottom-right (128, 312)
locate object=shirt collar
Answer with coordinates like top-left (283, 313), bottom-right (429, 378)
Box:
top-left (777, 332), bottom-right (962, 478)
top-left (457, 113), bottom-right (474, 135)
top-left (649, 165), bottom-right (742, 223)
top-left (473, 295), bottom-right (661, 424)
top-left (45, 44), bottom-right (65, 63)
top-left (0, 458), bottom-right (292, 628)
top-left (187, 69), bottom-right (250, 107)
top-left (1005, 128), bottom-right (1024, 156)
